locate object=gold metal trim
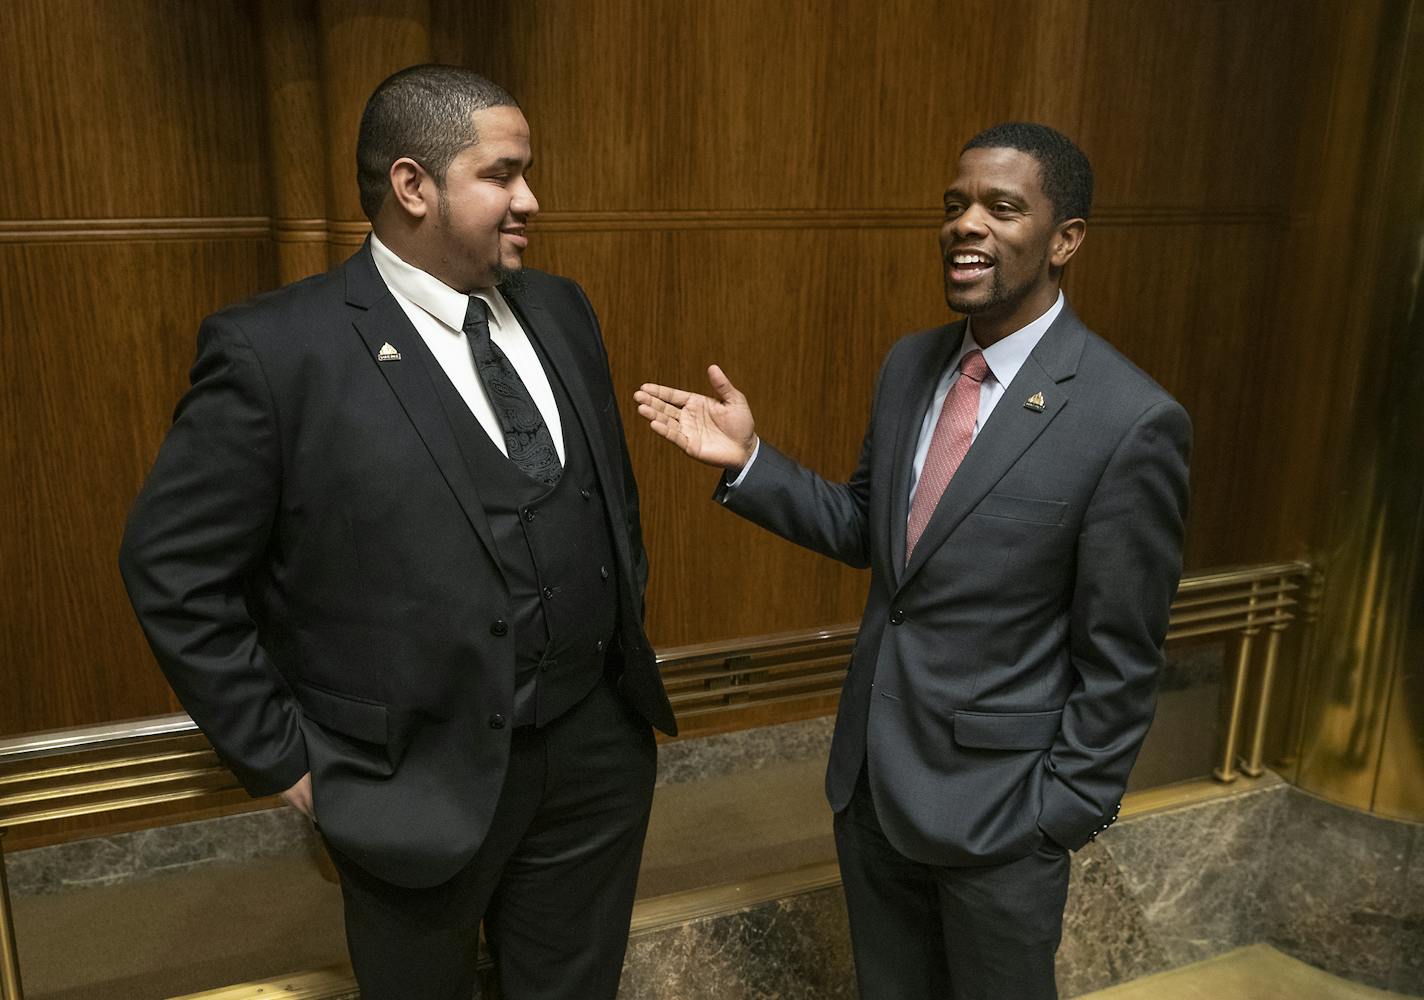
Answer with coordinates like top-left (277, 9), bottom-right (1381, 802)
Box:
top-left (0, 833), bottom-right (21, 1000)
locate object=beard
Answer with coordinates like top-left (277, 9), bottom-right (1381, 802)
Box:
top-left (944, 245), bottom-right (1050, 316)
top-left (495, 262), bottom-right (527, 294)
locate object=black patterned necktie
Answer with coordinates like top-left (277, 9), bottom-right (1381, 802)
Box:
top-left (463, 296), bottom-right (562, 486)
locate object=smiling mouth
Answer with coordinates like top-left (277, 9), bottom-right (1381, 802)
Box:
top-left (501, 229), bottom-right (528, 250)
top-left (946, 251), bottom-right (995, 283)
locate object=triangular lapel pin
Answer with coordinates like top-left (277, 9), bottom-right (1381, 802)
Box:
top-left (1024, 391), bottom-right (1046, 412)
top-left (377, 342), bottom-right (403, 362)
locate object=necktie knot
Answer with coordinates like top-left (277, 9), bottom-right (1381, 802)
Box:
top-left (959, 348), bottom-right (989, 384)
top-left (463, 296), bottom-right (490, 336)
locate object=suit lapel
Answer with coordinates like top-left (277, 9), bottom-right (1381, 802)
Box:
top-left (896, 306), bottom-right (1087, 592)
top-left (889, 323), bottom-right (964, 582)
top-left (343, 248), bottom-right (506, 582)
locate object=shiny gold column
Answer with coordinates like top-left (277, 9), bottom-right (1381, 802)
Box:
top-left (1293, 0), bottom-right (1424, 821)
top-left (317, 0), bottom-right (432, 265)
top-left (0, 832), bottom-right (22, 1000)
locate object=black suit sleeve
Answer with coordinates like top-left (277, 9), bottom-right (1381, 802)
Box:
top-left (119, 315), bottom-right (308, 797)
top-left (1037, 397), bottom-right (1192, 849)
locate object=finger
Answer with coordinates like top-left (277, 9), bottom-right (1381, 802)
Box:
top-left (638, 382), bottom-right (694, 407)
top-left (636, 393), bottom-right (684, 418)
top-left (647, 418), bottom-right (692, 453)
top-left (637, 400), bottom-right (684, 425)
top-left (706, 364), bottom-right (743, 404)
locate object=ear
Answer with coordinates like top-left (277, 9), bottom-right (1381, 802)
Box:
top-left (388, 157), bottom-right (435, 220)
top-left (1050, 218), bottom-right (1086, 268)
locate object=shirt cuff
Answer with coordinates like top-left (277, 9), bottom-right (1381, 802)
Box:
top-left (723, 438), bottom-right (761, 490)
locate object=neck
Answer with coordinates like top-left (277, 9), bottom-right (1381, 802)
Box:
top-left (969, 284), bottom-right (1060, 348)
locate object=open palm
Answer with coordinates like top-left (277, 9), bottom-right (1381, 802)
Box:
top-left (634, 365), bottom-right (757, 470)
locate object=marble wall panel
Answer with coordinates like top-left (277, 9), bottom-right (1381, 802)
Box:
top-left (656, 717), bottom-right (835, 788)
top-left (1264, 789), bottom-right (1424, 994)
top-left (6, 807), bottom-right (315, 898)
top-left (619, 889), bottom-right (856, 1000)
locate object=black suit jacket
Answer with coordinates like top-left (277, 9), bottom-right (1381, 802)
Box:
top-left (120, 245), bottom-right (675, 888)
top-left (720, 304), bottom-right (1191, 864)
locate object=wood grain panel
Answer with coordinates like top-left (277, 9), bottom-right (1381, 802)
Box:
top-left (257, 0), bottom-right (330, 283)
top-left (437, 0), bottom-right (1303, 216)
top-left (0, 0), bottom-right (267, 220)
top-left (0, 0), bottom-right (1363, 764)
top-left (0, 241), bottom-right (275, 736)
top-left (317, 0), bottom-right (432, 257)
top-left (1078, 0), bottom-right (1313, 211)
top-left (453, 0), bottom-right (1092, 213)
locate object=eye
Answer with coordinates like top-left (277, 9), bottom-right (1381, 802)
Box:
top-left (943, 200), bottom-right (964, 217)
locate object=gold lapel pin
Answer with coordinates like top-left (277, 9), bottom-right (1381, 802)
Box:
top-left (377, 342), bottom-right (403, 362)
top-left (1024, 392), bottom-right (1046, 412)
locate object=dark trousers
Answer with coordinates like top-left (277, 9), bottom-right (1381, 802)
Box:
top-left (833, 770), bottom-right (1071, 1000)
top-left (327, 676), bottom-right (657, 1000)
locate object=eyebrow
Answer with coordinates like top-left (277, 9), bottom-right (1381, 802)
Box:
top-left (484, 156), bottom-right (532, 171)
top-left (943, 186), bottom-right (1028, 203)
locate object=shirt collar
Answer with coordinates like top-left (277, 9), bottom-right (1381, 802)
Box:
top-left (957, 290), bottom-right (1065, 387)
top-left (369, 234), bottom-right (514, 331)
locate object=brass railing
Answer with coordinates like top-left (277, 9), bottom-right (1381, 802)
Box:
top-left (0, 560), bottom-right (1318, 1000)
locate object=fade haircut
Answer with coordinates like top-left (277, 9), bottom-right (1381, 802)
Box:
top-left (962, 122), bottom-right (1093, 223)
top-left (356, 64), bottom-right (518, 220)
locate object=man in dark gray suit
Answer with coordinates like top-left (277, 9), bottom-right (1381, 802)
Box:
top-left (636, 123), bottom-right (1190, 999)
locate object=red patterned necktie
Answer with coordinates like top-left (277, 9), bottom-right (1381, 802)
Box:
top-left (905, 348), bottom-right (989, 558)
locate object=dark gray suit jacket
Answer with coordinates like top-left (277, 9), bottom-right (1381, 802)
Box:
top-left (720, 303), bottom-right (1190, 865)
top-left (120, 246), bottom-right (675, 888)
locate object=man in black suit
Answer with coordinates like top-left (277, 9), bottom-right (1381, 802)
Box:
top-left (636, 123), bottom-right (1191, 999)
top-left (120, 64), bottom-right (675, 999)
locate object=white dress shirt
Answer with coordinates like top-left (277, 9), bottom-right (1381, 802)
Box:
top-left (727, 292), bottom-right (1064, 507)
top-left (368, 234), bottom-right (565, 463)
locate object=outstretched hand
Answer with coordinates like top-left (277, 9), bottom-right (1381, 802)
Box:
top-left (635, 365), bottom-right (757, 471)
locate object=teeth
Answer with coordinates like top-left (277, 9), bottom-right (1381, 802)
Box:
top-left (952, 253), bottom-right (990, 265)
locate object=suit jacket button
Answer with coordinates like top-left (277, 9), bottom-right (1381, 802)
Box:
top-left (488, 713), bottom-right (506, 729)
top-left (542, 586), bottom-right (555, 600)
top-left (523, 508), bottom-right (536, 522)
top-left (889, 610), bottom-right (905, 625)
top-left (580, 488), bottom-right (591, 500)
top-left (490, 620), bottom-right (508, 636)
top-left (596, 639), bottom-right (605, 652)
top-left (600, 565), bottom-right (609, 580)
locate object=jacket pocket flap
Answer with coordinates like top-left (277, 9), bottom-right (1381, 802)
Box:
top-left (296, 683), bottom-right (389, 745)
top-left (954, 709), bottom-right (1062, 750)
top-left (974, 493), bottom-right (1067, 525)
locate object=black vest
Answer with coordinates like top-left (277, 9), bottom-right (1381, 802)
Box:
top-left (424, 330), bottom-right (620, 727)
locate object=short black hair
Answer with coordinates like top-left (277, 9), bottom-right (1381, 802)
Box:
top-left (356, 64), bottom-right (517, 220)
top-left (962, 122), bottom-right (1093, 223)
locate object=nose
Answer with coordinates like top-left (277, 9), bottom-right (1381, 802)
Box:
top-left (512, 176), bottom-right (539, 219)
top-left (948, 204), bottom-right (989, 240)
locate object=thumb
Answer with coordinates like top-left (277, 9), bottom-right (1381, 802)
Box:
top-left (706, 364), bottom-right (745, 406)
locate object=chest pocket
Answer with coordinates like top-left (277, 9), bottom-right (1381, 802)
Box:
top-left (973, 492), bottom-right (1067, 525)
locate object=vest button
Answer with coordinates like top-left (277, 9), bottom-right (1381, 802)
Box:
top-left (523, 508), bottom-right (536, 522)
top-left (490, 619), bottom-right (508, 636)
top-left (542, 586), bottom-right (555, 600)
top-left (596, 639), bottom-right (605, 652)
top-left (580, 488), bottom-right (591, 500)
top-left (600, 565), bottom-right (609, 580)
top-left (488, 713), bottom-right (506, 729)
top-left (889, 610), bottom-right (905, 625)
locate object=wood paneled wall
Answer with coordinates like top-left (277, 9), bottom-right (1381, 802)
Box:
top-left (0, 1), bottom-right (1370, 747)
